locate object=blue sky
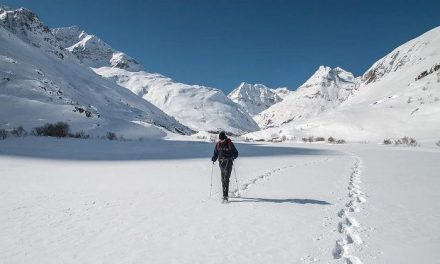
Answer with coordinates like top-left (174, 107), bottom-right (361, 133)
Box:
top-left (4, 0), bottom-right (440, 92)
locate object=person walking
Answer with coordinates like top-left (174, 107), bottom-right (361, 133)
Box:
top-left (211, 131), bottom-right (239, 203)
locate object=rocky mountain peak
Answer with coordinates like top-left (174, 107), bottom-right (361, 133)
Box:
top-left (301, 66), bottom-right (357, 90)
top-left (52, 26), bottom-right (143, 71)
top-left (228, 82), bottom-right (287, 116)
top-left (0, 6), bottom-right (65, 59)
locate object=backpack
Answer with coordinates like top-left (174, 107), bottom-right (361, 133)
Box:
top-left (216, 139), bottom-right (233, 159)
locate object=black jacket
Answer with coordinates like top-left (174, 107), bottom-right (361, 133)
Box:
top-left (211, 138), bottom-right (239, 162)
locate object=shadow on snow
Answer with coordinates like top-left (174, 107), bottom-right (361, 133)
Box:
top-left (229, 196), bottom-right (332, 205)
top-left (0, 137), bottom-right (341, 161)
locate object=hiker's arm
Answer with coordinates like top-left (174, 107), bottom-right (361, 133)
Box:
top-left (231, 143), bottom-right (239, 160)
top-left (211, 146), bottom-right (218, 162)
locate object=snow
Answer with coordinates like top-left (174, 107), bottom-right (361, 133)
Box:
top-left (1, 137), bottom-right (439, 263)
top-left (93, 67), bottom-right (260, 135)
top-left (227, 82), bottom-right (289, 116)
top-left (3, 5), bottom-right (438, 140)
top-left (249, 27), bottom-right (440, 142)
top-left (2, 7), bottom-right (440, 262)
top-left (52, 26), bottom-right (143, 71)
top-left (255, 66), bottom-right (359, 129)
top-left (0, 7), bottom-right (192, 138)
top-left (53, 26), bottom-right (259, 135)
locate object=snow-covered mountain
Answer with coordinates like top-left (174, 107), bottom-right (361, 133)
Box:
top-left (2, 5), bottom-right (439, 141)
top-left (247, 27), bottom-right (440, 141)
top-left (227, 82), bottom-right (291, 116)
top-left (53, 26), bottom-right (259, 135)
top-left (0, 6), bottom-right (192, 138)
top-left (255, 66), bottom-right (360, 128)
top-left (95, 67), bottom-right (260, 134)
top-left (52, 26), bottom-right (143, 71)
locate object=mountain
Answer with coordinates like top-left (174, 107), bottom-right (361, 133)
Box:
top-left (255, 66), bottom-right (360, 128)
top-left (52, 26), bottom-right (260, 135)
top-left (0, 6), bottom-right (192, 138)
top-left (247, 27), bottom-right (440, 141)
top-left (227, 82), bottom-right (290, 116)
top-left (52, 26), bottom-right (143, 71)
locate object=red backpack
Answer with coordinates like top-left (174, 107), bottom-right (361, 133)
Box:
top-left (216, 139), bottom-right (233, 158)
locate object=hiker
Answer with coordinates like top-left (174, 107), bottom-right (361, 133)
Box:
top-left (211, 131), bottom-right (239, 203)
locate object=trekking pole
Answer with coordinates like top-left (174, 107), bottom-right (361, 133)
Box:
top-left (209, 162), bottom-right (214, 199)
top-left (233, 165), bottom-right (240, 197)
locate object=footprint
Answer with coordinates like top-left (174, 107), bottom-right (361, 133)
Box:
top-left (333, 239), bottom-right (348, 259)
top-left (349, 182), bottom-right (361, 189)
top-left (347, 232), bottom-right (363, 245)
top-left (338, 209), bottom-right (346, 218)
top-left (338, 217), bottom-right (359, 234)
top-left (348, 206), bottom-right (361, 213)
top-left (348, 189), bottom-right (364, 197)
top-left (339, 222), bottom-right (353, 234)
top-left (356, 197), bottom-right (366, 204)
top-left (346, 255), bottom-right (363, 264)
top-left (346, 216), bottom-right (359, 227)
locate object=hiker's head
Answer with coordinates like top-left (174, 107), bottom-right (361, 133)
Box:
top-left (219, 131), bottom-right (227, 141)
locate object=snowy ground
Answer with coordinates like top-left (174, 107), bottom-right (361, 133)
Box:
top-left (0, 138), bottom-right (439, 264)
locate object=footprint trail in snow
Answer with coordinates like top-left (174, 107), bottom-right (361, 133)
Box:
top-left (231, 158), bottom-right (329, 198)
top-left (333, 157), bottom-right (366, 264)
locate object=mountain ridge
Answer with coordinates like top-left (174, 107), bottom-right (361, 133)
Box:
top-left (1, 5), bottom-right (439, 141)
top-left (227, 82), bottom-right (290, 116)
top-left (0, 6), bottom-right (193, 138)
top-left (246, 26), bottom-right (440, 141)
top-left (254, 66), bottom-right (360, 128)
top-left (52, 25), bottom-right (260, 134)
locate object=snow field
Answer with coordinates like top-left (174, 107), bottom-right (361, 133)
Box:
top-left (1, 138), bottom-right (440, 263)
top-left (0, 138), bottom-right (349, 263)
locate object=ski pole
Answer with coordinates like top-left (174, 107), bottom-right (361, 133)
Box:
top-left (233, 165), bottom-right (240, 197)
top-left (209, 162), bottom-right (214, 199)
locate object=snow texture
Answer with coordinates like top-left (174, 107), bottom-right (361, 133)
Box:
top-left (53, 26), bottom-right (260, 135)
top-left (0, 6), bottom-right (192, 138)
top-left (255, 66), bottom-right (360, 129)
top-left (248, 27), bottom-right (440, 141)
top-left (94, 67), bottom-right (260, 135)
top-left (52, 26), bottom-right (143, 71)
top-left (2, 5), bottom-right (439, 140)
top-left (1, 138), bottom-right (439, 263)
top-left (227, 82), bottom-right (290, 116)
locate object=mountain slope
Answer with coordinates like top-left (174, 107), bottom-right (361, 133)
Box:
top-left (255, 66), bottom-right (360, 128)
top-left (53, 26), bottom-right (259, 135)
top-left (247, 27), bottom-right (440, 141)
top-left (52, 26), bottom-right (143, 71)
top-left (93, 67), bottom-right (259, 134)
top-left (227, 82), bottom-right (290, 116)
top-left (0, 6), bottom-right (192, 138)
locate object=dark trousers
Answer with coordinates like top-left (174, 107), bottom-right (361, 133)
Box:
top-left (219, 159), bottom-right (233, 198)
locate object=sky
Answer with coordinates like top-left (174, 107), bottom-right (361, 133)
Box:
top-left (3, 0), bottom-right (440, 92)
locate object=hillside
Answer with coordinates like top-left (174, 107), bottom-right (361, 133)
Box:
top-left (0, 6), bottom-right (192, 138)
top-left (255, 66), bottom-right (359, 129)
top-left (247, 27), bottom-right (440, 141)
top-left (227, 82), bottom-right (290, 116)
top-left (52, 26), bottom-right (260, 135)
